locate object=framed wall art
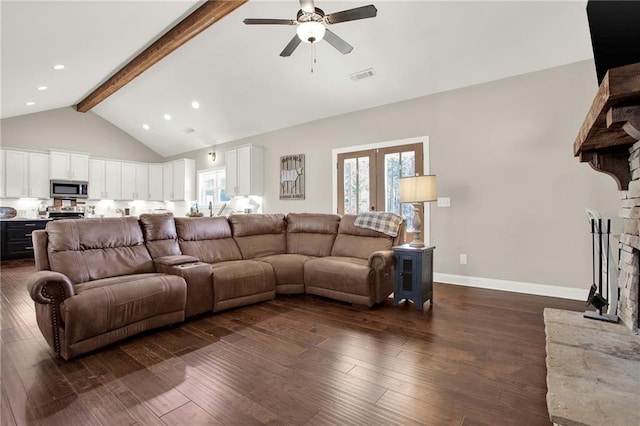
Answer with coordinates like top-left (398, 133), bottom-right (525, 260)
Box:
top-left (280, 154), bottom-right (305, 200)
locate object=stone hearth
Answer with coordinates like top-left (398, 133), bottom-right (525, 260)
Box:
top-left (544, 308), bottom-right (640, 426)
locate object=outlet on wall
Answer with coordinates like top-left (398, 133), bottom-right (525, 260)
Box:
top-left (459, 253), bottom-right (468, 265)
top-left (437, 197), bottom-right (451, 207)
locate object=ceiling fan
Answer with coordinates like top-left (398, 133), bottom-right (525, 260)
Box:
top-left (243, 0), bottom-right (377, 57)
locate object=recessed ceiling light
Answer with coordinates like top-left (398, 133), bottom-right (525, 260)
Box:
top-left (53, 64), bottom-right (65, 70)
top-left (191, 101), bottom-right (200, 109)
top-left (163, 114), bottom-right (172, 121)
top-left (37, 86), bottom-right (48, 91)
top-left (26, 101), bottom-right (35, 106)
top-left (142, 124), bottom-right (150, 130)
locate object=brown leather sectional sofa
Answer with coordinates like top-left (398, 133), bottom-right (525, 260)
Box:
top-left (27, 213), bottom-right (404, 360)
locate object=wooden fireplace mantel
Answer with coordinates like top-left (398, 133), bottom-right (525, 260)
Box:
top-left (574, 62), bottom-right (640, 190)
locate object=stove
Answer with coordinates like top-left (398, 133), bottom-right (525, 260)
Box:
top-left (47, 206), bottom-right (84, 220)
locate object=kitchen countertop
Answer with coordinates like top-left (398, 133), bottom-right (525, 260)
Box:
top-left (0, 218), bottom-right (52, 221)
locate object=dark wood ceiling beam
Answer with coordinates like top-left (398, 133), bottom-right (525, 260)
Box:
top-left (76, 0), bottom-right (248, 113)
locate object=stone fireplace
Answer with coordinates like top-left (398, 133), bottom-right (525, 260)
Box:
top-left (618, 143), bottom-right (640, 331)
top-left (575, 62), bottom-right (640, 332)
top-left (546, 8), bottom-right (640, 423)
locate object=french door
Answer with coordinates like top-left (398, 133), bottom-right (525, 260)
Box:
top-left (337, 142), bottom-right (424, 236)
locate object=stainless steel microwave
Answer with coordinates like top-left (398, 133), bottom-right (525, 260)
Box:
top-left (50, 180), bottom-right (89, 199)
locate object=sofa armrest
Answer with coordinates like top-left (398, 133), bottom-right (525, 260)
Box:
top-left (27, 271), bottom-right (75, 304)
top-left (368, 250), bottom-right (395, 271)
top-left (154, 255), bottom-right (200, 267)
top-left (26, 271), bottom-right (75, 356)
top-left (155, 261), bottom-right (213, 318)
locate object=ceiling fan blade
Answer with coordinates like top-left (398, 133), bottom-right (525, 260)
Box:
top-left (280, 35), bottom-right (302, 57)
top-left (325, 5), bottom-right (377, 24)
top-left (323, 29), bottom-right (353, 54)
top-left (300, 0), bottom-right (315, 13)
top-left (243, 18), bottom-right (296, 25)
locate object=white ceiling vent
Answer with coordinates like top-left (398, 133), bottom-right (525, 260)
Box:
top-left (349, 68), bottom-right (376, 82)
top-left (183, 127), bottom-right (196, 135)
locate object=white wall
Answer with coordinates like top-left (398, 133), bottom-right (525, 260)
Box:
top-left (1, 107), bottom-right (164, 163)
top-left (173, 60), bottom-right (620, 292)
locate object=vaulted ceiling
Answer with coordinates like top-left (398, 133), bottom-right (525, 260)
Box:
top-left (1, 1), bottom-right (594, 157)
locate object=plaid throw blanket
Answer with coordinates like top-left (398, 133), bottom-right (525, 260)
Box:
top-left (354, 212), bottom-right (403, 237)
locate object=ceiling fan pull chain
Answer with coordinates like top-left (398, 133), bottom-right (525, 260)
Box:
top-left (310, 43), bottom-right (315, 73)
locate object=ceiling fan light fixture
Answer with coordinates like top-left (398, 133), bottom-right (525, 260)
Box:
top-left (296, 21), bottom-right (325, 43)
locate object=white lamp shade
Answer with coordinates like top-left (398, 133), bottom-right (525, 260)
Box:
top-left (399, 175), bottom-right (437, 203)
top-left (296, 21), bottom-right (326, 43)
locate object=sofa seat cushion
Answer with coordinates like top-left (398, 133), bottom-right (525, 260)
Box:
top-left (211, 260), bottom-right (276, 304)
top-left (304, 256), bottom-right (374, 296)
top-left (61, 273), bottom-right (186, 345)
top-left (259, 254), bottom-right (310, 294)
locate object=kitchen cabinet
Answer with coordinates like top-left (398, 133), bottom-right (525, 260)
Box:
top-left (29, 153), bottom-right (50, 198)
top-left (162, 159), bottom-right (195, 201)
top-left (50, 151), bottom-right (89, 181)
top-left (225, 145), bottom-right (263, 196)
top-left (148, 164), bottom-right (163, 201)
top-left (5, 150), bottom-right (30, 198)
top-left (88, 159), bottom-right (104, 199)
top-left (3, 150), bottom-right (49, 199)
top-left (121, 162), bottom-right (149, 200)
top-left (89, 159), bottom-right (121, 200)
top-left (1, 219), bottom-right (50, 260)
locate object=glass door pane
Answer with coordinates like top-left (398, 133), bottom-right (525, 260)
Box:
top-left (357, 156), bottom-right (370, 213)
top-left (384, 153), bottom-right (400, 213)
top-left (343, 158), bottom-right (358, 214)
top-left (400, 151), bottom-right (417, 230)
top-left (383, 150), bottom-right (417, 229)
top-left (339, 150), bottom-right (375, 214)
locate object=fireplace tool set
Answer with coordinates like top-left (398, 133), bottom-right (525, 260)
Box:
top-left (585, 218), bottom-right (619, 323)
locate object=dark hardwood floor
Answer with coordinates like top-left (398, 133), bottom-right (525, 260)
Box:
top-left (0, 259), bottom-right (584, 425)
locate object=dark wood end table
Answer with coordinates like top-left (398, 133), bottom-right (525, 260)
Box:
top-left (392, 244), bottom-right (435, 311)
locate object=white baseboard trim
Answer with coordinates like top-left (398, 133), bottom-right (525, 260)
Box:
top-left (433, 273), bottom-right (586, 301)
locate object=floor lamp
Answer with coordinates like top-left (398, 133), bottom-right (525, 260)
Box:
top-left (399, 175), bottom-right (437, 248)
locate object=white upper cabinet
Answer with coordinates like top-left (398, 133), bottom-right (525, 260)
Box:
top-left (89, 159), bottom-right (121, 200)
top-left (104, 161), bottom-right (122, 200)
top-left (4, 150), bottom-right (27, 198)
top-left (225, 149), bottom-right (238, 197)
top-left (225, 145), bottom-right (263, 196)
top-left (88, 159), bottom-right (105, 200)
top-left (148, 164), bottom-right (163, 201)
top-left (50, 151), bottom-right (89, 181)
top-left (29, 153), bottom-right (50, 198)
top-left (162, 159), bottom-right (195, 201)
top-left (121, 162), bottom-right (149, 200)
top-left (3, 150), bottom-right (49, 199)
top-left (135, 163), bottom-right (149, 200)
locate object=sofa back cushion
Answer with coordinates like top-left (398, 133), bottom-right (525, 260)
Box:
top-left (46, 217), bottom-right (154, 284)
top-left (286, 213), bottom-right (340, 257)
top-left (229, 214), bottom-right (286, 259)
top-left (139, 213), bottom-right (181, 259)
top-left (175, 217), bottom-right (242, 263)
top-left (331, 214), bottom-right (394, 259)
